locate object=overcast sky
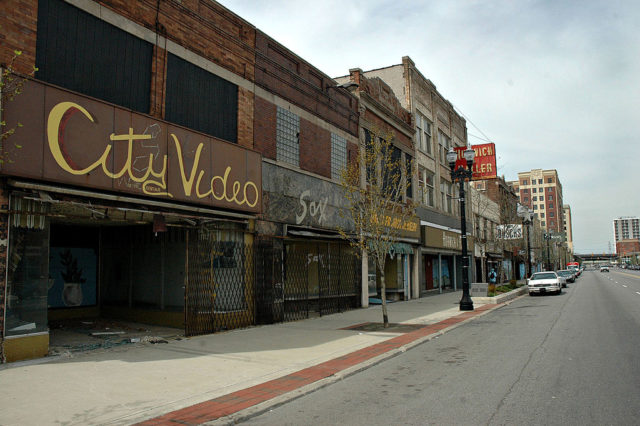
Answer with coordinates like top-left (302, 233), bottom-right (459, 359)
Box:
top-left (218, 0), bottom-right (640, 254)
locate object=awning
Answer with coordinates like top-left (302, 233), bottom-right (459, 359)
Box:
top-left (8, 179), bottom-right (256, 221)
top-left (389, 243), bottom-right (413, 255)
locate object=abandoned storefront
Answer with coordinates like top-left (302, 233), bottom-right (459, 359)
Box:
top-left (1, 79), bottom-right (261, 361)
top-left (259, 162), bottom-right (361, 321)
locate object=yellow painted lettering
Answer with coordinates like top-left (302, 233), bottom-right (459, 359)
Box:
top-left (47, 102), bottom-right (111, 175)
top-left (173, 135), bottom-right (203, 196)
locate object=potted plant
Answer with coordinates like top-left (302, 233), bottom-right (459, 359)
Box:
top-left (60, 249), bottom-right (86, 306)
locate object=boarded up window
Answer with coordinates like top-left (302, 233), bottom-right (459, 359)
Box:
top-left (35, 0), bottom-right (152, 113)
top-left (166, 54), bottom-right (238, 143)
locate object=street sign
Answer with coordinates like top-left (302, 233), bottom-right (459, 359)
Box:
top-left (497, 224), bottom-right (523, 239)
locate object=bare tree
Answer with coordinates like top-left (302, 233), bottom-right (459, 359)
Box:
top-left (1, 49), bottom-right (38, 162)
top-left (471, 178), bottom-right (520, 284)
top-left (338, 128), bottom-right (415, 327)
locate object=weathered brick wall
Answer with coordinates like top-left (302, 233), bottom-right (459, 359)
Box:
top-left (237, 86), bottom-right (254, 149)
top-left (99, 0), bottom-right (255, 80)
top-left (299, 118), bottom-right (330, 178)
top-left (149, 44), bottom-right (167, 119)
top-left (254, 30), bottom-right (358, 138)
top-left (253, 96), bottom-right (276, 160)
top-left (0, 0), bottom-right (38, 74)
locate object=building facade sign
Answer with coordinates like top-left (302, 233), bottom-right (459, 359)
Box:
top-left (497, 224), bottom-right (523, 239)
top-left (453, 143), bottom-right (497, 180)
top-left (1, 80), bottom-right (262, 213)
top-left (262, 162), bottom-right (353, 231)
top-left (423, 225), bottom-right (474, 252)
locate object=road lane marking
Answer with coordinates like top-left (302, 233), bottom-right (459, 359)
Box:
top-left (616, 271), bottom-right (640, 280)
top-left (623, 285), bottom-right (627, 287)
top-left (637, 292), bottom-right (640, 295)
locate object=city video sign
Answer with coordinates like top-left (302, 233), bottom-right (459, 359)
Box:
top-left (453, 143), bottom-right (497, 180)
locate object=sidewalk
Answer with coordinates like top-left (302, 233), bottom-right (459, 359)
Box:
top-left (0, 291), bottom-right (503, 426)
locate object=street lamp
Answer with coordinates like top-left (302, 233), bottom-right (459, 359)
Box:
top-left (544, 232), bottom-right (552, 271)
top-left (447, 147), bottom-right (475, 311)
top-left (517, 205), bottom-right (534, 278)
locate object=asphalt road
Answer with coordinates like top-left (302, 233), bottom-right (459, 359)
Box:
top-left (240, 269), bottom-right (640, 425)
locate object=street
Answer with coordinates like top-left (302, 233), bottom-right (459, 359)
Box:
top-left (241, 269), bottom-right (640, 425)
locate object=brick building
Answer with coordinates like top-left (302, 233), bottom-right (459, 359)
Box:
top-left (339, 68), bottom-right (420, 302)
top-left (340, 57), bottom-right (473, 295)
top-left (0, 0), bottom-right (361, 362)
top-left (509, 169), bottom-right (565, 235)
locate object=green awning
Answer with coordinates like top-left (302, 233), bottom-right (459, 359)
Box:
top-left (389, 243), bottom-right (413, 256)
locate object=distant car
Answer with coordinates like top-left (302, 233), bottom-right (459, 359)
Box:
top-left (600, 265), bottom-right (609, 272)
top-left (557, 269), bottom-right (576, 285)
top-left (528, 271), bottom-right (564, 295)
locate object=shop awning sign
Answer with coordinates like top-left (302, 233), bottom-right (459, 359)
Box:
top-left (1, 79), bottom-right (262, 214)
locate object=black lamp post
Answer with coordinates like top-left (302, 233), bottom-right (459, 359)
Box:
top-left (544, 232), bottom-right (551, 271)
top-left (522, 211), bottom-right (534, 278)
top-left (446, 147), bottom-right (475, 311)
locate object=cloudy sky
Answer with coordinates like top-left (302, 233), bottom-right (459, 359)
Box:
top-left (218, 0), bottom-right (640, 254)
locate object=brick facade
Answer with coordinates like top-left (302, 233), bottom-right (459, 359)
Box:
top-left (253, 96), bottom-right (277, 160)
top-left (300, 118), bottom-right (331, 178)
top-left (0, 0), bottom-right (363, 361)
top-left (616, 240), bottom-right (640, 256)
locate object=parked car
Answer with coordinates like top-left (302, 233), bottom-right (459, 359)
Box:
top-left (557, 269), bottom-right (575, 285)
top-left (600, 265), bottom-right (609, 272)
top-left (528, 271), bottom-right (565, 295)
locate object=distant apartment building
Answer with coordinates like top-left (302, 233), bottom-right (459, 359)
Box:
top-left (563, 205), bottom-right (574, 253)
top-left (613, 217), bottom-right (640, 242)
top-left (613, 217), bottom-right (640, 255)
top-left (509, 169), bottom-right (564, 235)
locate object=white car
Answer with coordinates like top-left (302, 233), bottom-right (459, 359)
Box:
top-left (528, 271), bottom-right (565, 295)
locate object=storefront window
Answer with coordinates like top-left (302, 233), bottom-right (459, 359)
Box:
top-left (5, 198), bottom-right (50, 336)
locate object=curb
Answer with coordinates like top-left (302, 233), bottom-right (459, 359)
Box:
top-left (472, 286), bottom-right (529, 305)
top-left (136, 301), bottom-right (512, 426)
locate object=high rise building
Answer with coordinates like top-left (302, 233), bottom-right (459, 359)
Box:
top-left (613, 217), bottom-right (640, 254)
top-left (563, 205), bottom-right (574, 253)
top-left (508, 169), bottom-right (564, 235)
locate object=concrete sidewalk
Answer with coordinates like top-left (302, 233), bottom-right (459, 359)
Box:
top-left (0, 291), bottom-right (504, 426)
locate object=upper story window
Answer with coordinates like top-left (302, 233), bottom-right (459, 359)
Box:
top-left (415, 113), bottom-right (433, 155)
top-left (538, 179), bottom-right (543, 184)
top-left (276, 107), bottom-right (300, 167)
top-left (532, 188), bottom-right (537, 193)
top-left (533, 196), bottom-right (537, 201)
top-left (547, 178), bottom-right (553, 183)
top-left (437, 131), bottom-right (451, 164)
top-left (521, 179), bottom-right (528, 185)
top-left (440, 178), bottom-right (453, 214)
top-left (331, 133), bottom-right (347, 180)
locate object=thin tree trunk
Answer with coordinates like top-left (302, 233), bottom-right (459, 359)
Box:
top-left (380, 272), bottom-right (389, 328)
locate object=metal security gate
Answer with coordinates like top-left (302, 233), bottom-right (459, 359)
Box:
top-left (184, 228), bottom-right (254, 336)
top-left (185, 233), bottom-right (361, 337)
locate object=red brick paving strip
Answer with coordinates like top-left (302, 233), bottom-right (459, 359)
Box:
top-left (137, 304), bottom-right (497, 425)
